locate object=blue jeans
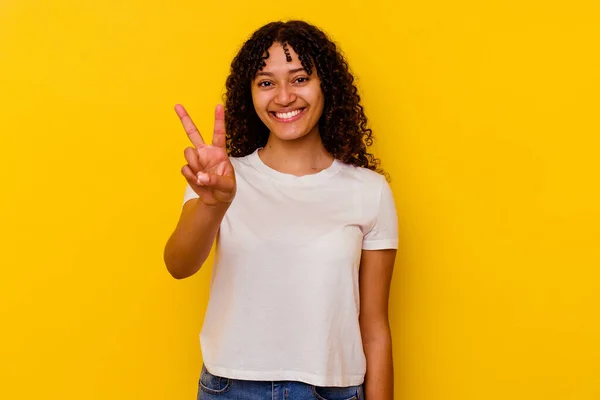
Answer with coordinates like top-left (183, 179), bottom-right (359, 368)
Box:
top-left (197, 365), bottom-right (365, 400)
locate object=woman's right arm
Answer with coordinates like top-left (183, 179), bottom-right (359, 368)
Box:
top-left (163, 199), bottom-right (229, 279)
top-left (164, 104), bottom-right (236, 279)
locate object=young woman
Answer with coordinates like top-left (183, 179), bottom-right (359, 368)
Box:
top-left (164, 20), bottom-right (398, 400)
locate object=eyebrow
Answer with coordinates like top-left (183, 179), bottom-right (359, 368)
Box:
top-left (255, 68), bottom-right (306, 77)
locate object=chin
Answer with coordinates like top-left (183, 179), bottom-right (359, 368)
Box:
top-left (267, 122), bottom-right (320, 142)
top-left (270, 129), bottom-right (310, 141)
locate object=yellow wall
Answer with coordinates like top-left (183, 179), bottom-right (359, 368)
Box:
top-left (1, 0), bottom-right (598, 399)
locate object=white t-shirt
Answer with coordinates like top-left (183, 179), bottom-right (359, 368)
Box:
top-left (182, 148), bottom-right (398, 387)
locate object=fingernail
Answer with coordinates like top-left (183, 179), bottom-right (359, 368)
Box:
top-left (197, 172), bottom-right (209, 184)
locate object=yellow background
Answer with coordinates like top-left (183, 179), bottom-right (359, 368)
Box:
top-left (1, 0), bottom-right (599, 399)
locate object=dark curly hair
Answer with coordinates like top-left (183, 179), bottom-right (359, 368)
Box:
top-left (224, 20), bottom-right (386, 178)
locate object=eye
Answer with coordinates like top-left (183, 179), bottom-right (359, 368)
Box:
top-left (258, 81), bottom-right (273, 88)
top-left (295, 77), bottom-right (309, 84)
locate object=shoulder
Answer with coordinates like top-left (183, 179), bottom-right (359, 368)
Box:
top-left (337, 163), bottom-right (396, 219)
top-left (229, 153), bottom-right (253, 169)
top-left (228, 152), bottom-right (257, 180)
top-left (337, 162), bottom-right (388, 191)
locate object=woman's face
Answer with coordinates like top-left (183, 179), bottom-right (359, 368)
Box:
top-left (251, 42), bottom-right (325, 142)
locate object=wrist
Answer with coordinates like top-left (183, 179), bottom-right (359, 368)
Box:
top-left (192, 197), bottom-right (230, 216)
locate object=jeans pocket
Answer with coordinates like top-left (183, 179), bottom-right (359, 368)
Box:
top-left (199, 365), bottom-right (231, 395)
top-left (312, 385), bottom-right (359, 400)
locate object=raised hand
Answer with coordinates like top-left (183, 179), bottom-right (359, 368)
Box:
top-left (175, 104), bottom-right (236, 206)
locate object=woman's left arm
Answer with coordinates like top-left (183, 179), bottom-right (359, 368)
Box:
top-left (359, 248), bottom-right (397, 400)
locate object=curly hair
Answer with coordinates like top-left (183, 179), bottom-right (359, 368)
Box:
top-left (224, 20), bottom-right (386, 177)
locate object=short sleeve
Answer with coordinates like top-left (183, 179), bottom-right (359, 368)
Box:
top-left (182, 183), bottom-right (199, 207)
top-left (362, 177), bottom-right (399, 250)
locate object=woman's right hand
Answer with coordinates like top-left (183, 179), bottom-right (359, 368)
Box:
top-left (175, 104), bottom-right (236, 206)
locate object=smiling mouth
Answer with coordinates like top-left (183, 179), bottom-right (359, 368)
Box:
top-left (270, 108), bottom-right (306, 122)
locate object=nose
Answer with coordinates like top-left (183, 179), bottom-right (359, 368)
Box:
top-left (274, 83), bottom-right (297, 106)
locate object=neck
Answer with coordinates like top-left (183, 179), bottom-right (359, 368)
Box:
top-left (258, 129), bottom-right (334, 176)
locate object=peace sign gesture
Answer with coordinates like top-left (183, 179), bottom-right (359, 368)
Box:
top-left (176, 104), bottom-right (236, 206)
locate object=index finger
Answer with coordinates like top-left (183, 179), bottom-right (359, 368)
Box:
top-left (174, 104), bottom-right (205, 148)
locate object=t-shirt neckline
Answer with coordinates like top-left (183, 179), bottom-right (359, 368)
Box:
top-left (248, 148), bottom-right (343, 185)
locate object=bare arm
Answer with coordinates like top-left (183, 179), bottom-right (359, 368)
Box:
top-left (163, 104), bottom-right (236, 279)
top-left (359, 248), bottom-right (397, 400)
top-left (164, 199), bottom-right (229, 279)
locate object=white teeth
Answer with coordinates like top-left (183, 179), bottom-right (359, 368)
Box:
top-left (275, 109), bottom-right (302, 119)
